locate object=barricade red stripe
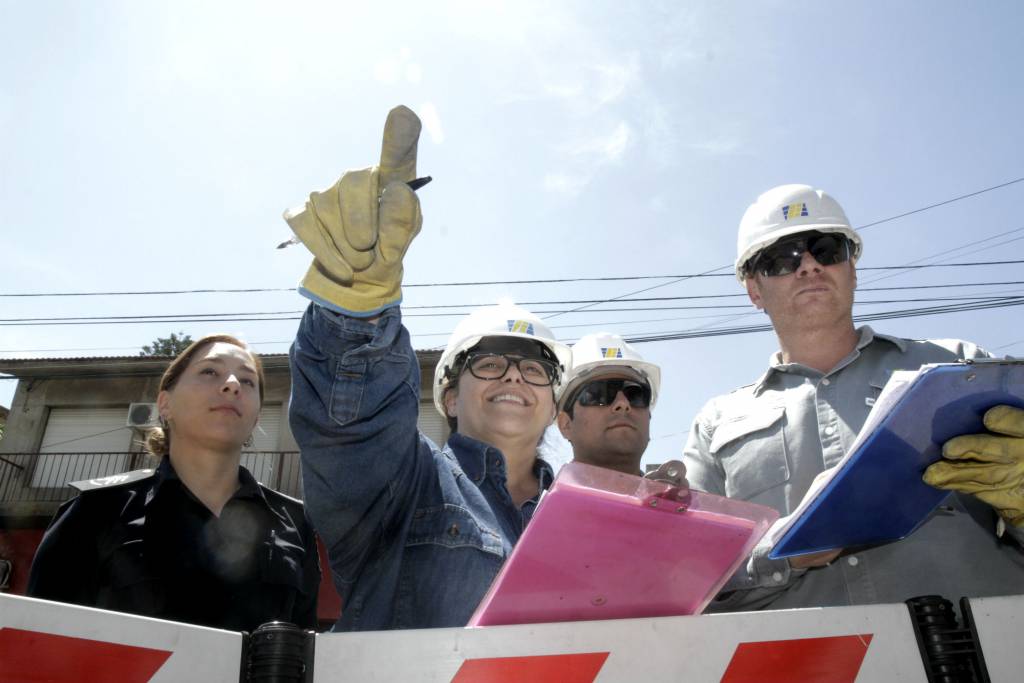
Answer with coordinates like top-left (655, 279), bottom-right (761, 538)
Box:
top-left (721, 634), bottom-right (873, 683)
top-left (0, 628), bottom-right (173, 683)
top-left (450, 651), bottom-right (609, 683)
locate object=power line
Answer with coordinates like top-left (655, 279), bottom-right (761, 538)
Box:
top-left (5, 277), bottom-right (1024, 327)
top-left (859, 228), bottom-right (1024, 287)
top-left (4, 258), bottom-right (1019, 303)
top-left (3, 258), bottom-right (1023, 299)
top-left (992, 338), bottom-right (1024, 351)
top-left (6, 292), bottom-right (1024, 327)
top-left (625, 296), bottom-right (1024, 344)
top-left (546, 176), bottom-right (1024, 320)
top-left (1, 174), bottom-right (1021, 302)
top-left (856, 177), bottom-right (1024, 231)
top-left (540, 264), bottom-right (733, 322)
top-left (3, 277), bottom-right (1023, 335)
top-left (862, 280), bottom-right (1024, 292)
top-left (681, 223), bottom-right (1024, 339)
top-left (3, 296), bottom-right (1020, 371)
top-left (3, 175), bottom-right (1023, 356)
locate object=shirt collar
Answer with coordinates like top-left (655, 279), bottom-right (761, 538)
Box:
top-left (447, 432), bottom-right (554, 494)
top-left (146, 456), bottom-right (269, 508)
top-left (752, 325), bottom-right (907, 395)
top-left (535, 457), bottom-right (555, 492)
top-left (447, 432), bottom-right (494, 483)
top-left (234, 464), bottom-right (267, 502)
top-left (146, 457), bottom-right (176, 505)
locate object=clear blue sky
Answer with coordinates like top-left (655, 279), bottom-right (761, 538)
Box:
top-left (2, 1), bottom-right (1023, 466)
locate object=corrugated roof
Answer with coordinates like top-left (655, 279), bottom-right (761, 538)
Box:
top-left (0, 349), bottom-right (441, 378)
top-left (0, 354), bottom-right (288, 363)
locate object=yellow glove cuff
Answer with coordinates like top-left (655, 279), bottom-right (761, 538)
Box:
top-left (299, 262), bottom-right (404, 318)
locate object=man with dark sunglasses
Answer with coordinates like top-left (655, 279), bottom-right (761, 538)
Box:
top-left (557, 333), bottom-right (688, 492)
top-left (683, 183), bottom-right (1024, 614)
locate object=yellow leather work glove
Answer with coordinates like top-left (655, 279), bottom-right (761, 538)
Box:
top-left (923, 405), bottom-right (1024, 527)
top-left (284, 105), bottom-right (423, 317)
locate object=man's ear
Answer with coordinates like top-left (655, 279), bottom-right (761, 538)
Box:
top-left (745, 277), bottom-right (764, 310)
top-left (556, 411), bottom-right (573, 441)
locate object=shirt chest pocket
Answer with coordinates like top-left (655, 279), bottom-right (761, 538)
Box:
top-left (710, 405), bottom-right (790, 501)
top-left (396, 505), bottom-right (506, 627)
top-left (97, 538), bottom-right (166, 615)
top-left (408, 504), bottom-right (504, 557)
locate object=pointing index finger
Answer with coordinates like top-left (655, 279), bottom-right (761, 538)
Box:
top-left (379, 105), bottom-right (422, 189)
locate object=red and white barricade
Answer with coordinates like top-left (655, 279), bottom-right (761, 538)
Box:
top-left (315, 603), bottom-right (922, 682)
top-left (1, 594), bottom-right (242, 682)
top-left (4, 592), bottom-right (1022, 682)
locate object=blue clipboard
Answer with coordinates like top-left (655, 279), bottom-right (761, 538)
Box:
top-left (769, 359), bottom-right (1024, 559)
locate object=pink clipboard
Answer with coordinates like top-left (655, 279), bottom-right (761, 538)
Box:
top-left (468, 462), bottom-right (778, 627)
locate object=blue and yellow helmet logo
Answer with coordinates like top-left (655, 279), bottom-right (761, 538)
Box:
top-left (782, 203), bottom-right (808, 220)
top-left (600, 347), bottom-right (623, 358)
top-left (507, 320), bottom-right (535, 335)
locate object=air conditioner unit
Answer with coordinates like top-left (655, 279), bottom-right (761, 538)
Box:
top-left (127, 402), bottom-right (160, 428)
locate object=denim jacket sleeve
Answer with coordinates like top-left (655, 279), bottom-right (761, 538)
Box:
top-left (288, 303), bottom-right (424, 601)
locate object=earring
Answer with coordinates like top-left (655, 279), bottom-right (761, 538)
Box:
top-left (243, 434), bottom-right (254, 449)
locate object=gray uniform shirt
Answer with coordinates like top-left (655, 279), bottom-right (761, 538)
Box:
top-left (683, 326), bottom-right (1024, 612)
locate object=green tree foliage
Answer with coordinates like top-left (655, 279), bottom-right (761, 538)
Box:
top-left (140, 332), bottom-right (193, 356)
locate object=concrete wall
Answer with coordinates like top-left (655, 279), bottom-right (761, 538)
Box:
top-left (1, 375), bottom-right (161, 454)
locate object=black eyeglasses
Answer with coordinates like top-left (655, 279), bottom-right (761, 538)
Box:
top-left (465, 353), bottom-right (559, 386)
top-left (574, 379), bottom-right (651, 409)
top-left (747, 231), bottom-right (852, 278)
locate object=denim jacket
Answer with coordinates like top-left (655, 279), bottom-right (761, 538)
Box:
top-left (289, 303), bottom-right (551, 630)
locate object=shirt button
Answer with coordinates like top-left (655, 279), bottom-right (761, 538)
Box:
top-left (847, 556), bottom-right (859, 567)
top-left (821, 378), bottom-right (831, 386)
top-left (771, 571), bottom-right (783, 583)
top-left (448, 523), bottom-right (460, 537)
top-left (824, 426), bottom-right (835, 436)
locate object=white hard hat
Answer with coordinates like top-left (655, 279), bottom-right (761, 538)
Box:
top-left (557, 332), bottom-right (661, 411)
top-left (433, 302), bottom-right (571, 418)
top-left (735, 184), bottom-right (863, 282)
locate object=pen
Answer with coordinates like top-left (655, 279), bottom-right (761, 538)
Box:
top-left (277, 176), bottom-right (433, 249)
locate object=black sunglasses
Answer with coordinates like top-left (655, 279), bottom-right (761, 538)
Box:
top-left (748, 231), bottom-right (852, 278)
top-left (574, 379), bottom-right (652, 409)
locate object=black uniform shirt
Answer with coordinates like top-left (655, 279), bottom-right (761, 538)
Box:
top-left (27, 458), bottom-right (320, 632)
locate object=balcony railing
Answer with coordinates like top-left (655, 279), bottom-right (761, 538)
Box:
top-left (0, 451), bottom-right (303, 504)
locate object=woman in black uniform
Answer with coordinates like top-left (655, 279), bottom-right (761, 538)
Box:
top-left (27, 334), bottom-right (320, 632)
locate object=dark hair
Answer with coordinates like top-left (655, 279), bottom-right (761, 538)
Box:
top-left (145, 334), bottom-right (265, 457)
top-left (441, 352), bottom-right (468, 433)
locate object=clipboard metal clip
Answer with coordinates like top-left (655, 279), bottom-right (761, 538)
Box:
top-left (642, 460), bottom-right (692, 511)
top-left (642, 489), bottom-right (692, 512)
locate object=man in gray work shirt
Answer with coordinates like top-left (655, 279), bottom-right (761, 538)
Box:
top-left (683, 184), bottom-right (1024, 612)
